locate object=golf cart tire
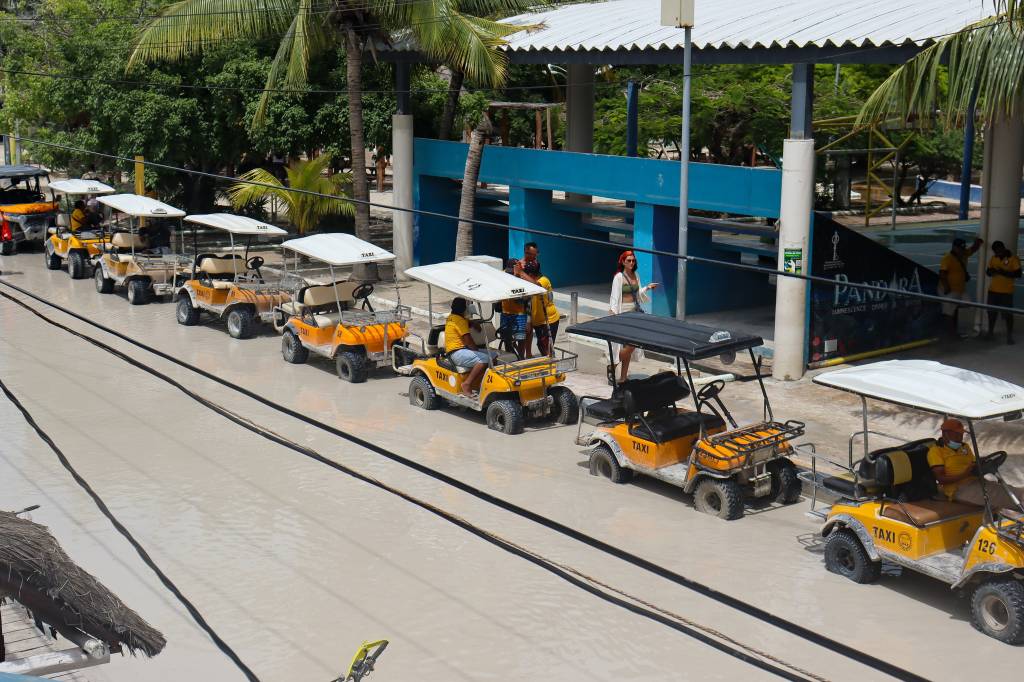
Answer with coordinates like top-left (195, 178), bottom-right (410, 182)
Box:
top-left (0, 241), bottom-right (13, 256)
top-left (970, 578), bottom-right (1024, 644)
top-left (68, 250), bottom-right (88, 279)
top-left (769, 459), bottom-right (802, 504)
top-left (694, 478), bottom-right (744, 520)
top-left (44, 247), bottom-right (61, 270)
top-left (590, 444), bottom-right (632, 483)
top-left (176, 296), bottom-right (200, 326)
top-left (409, 375), bottom-right (440, 410)
top-left (549, 386), bottom-right (580, 425)
top-left (127, 279), bottom-right (149, 305)
top-left (824, 529), bottom-right (881, 584)
top-left (486, 399), bottom-right (524, 435)
top-left (336, 351), bottom-right (368, 383)
top-left (94, 266), bottom-right (114, 294)
top-left (227, 307), bottom-right (255, 339)
top-left (282, 330), bottom-right (308, 364)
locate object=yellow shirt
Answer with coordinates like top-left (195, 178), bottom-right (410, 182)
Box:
top-left (445, 313), bottom-right (470, 353)
top-left (939, 252), bottom-right (968, 294)
top-left (70, 208), bottom-right (86, 232)
top-left (927, 442), bottom-right (976, 500)
top-left (989, 255), bottom-right (1021, 295)
top-left (501, 298), bottom-right (526, 315)
top-left (531, 275), bottom-right (560, 326)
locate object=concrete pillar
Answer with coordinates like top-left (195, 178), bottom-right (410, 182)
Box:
top-left (625, 79), bottom-right (639, 157)
top-left (392, 62), bottom-right (414, 275)
top-left (982, 115), bottom-right (1023, 259)
top-left (790, 64), bottom-right (814, 140)
top-left (772, 139), bottom-right (816, 381)
top-left (566, 63), bottom-right (594, 204)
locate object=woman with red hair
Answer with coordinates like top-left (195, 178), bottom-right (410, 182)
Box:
top-left (608, 250), bottom-right (659, 384)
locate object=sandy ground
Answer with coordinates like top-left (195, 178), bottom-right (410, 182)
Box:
top-left (0, 249), bottom-right (1023, 681)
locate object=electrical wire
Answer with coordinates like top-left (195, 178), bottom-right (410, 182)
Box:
top-left (0, 286), bottom-right (831, 682)
top-left (11, 133), bottom-right (1024, 318)
top-left (0, 277), bottom-right (932, 682)
top-left (0, 375), bottom-right (261, 682)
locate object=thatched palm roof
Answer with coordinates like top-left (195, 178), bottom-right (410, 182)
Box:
top-left (0, 511), bottom-right (165, 657)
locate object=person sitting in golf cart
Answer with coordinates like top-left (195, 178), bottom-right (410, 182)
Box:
top-left (445, 297), bottom-right (497, 397)
top-left (70, 200), bottom-right (87, 233)
top-left (140, 220), bottom-right (171, 254)
top-left (930, 418), bottom-right (1024, 511)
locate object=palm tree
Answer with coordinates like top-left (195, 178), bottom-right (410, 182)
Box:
top-left (455, 111), bottom-right (492, 258)
top-left (129, 0), bottom-right (527, 244)
top-left (858, 2), bottom-right (1022, 126)
top-left (227, 154), bottom-right (352, 235)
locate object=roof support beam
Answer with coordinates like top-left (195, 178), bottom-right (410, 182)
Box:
top-left (790, 63), bottom-right (814, 140)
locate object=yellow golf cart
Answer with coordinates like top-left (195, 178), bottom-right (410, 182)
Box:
top-left (174, 213), bottom-right (290, 338)
top-left (43, 178), bottom-right (115, 279)
top-left (399, 259), bottom-right (578, 435)
top-left (92, 194), bottom-right (187, 305)
top-left (274, 233), bottom-right (411, 382)
top-left (802, 360), bottom-right (1024, 644)
top-left (568, 313), bottom-right (804, 520)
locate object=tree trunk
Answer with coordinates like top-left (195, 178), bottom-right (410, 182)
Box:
top-left (345, 29), bottom-right (370, 241)
top-left (439, 70), bottom-right (464, 141)
top-left (455, 115), bottom-right (491, 259)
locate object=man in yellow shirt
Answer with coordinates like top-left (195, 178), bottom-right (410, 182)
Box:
top-left (984, 241), bottom-right (1021, 345)
top-left (938, 236), bottom-right (982, 336)
top-left (69, 200), bottom-right (87, 233)
top-left (531, 272), bottom-right (561, 356)
top-left (445, 297), bottom-right (495, 397)
top-left (929, 418), bottom-right (1024, 511)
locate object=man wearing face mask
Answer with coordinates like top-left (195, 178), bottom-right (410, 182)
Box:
top-left (928, 418), bottom-right (1024, 511)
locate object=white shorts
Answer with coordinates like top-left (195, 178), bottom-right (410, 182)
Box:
top-left (941, 289), bottom-right (971, 316)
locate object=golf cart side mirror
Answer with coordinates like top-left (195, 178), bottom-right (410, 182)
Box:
top-left (47, 226), bottom-right (57, 235)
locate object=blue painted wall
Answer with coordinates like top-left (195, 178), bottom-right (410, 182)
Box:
top-left (413, 139), bottom-right (783, 315)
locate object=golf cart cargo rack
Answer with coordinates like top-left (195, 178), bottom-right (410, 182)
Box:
top-left (340, 304), bottom-right (412, 328)
top-left (694, 419), bottom-right (805, 460)
top-left (491, 347), bottom-right (578, 385)
top-left (997, 509), bottom-right (1024, 544)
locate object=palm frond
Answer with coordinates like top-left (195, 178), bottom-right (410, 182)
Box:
top-left (230, 157), bottom-right (352, 234)
top-left (858, 15), bottom-right (1024, 127)
top-left (128, 0), bottom-right (296, 68)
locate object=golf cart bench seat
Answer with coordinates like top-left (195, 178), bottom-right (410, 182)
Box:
top-left (633, 411), bottom-right (726, 443)
top-left (881, 499), bottom-right (982, 526)
top-left (110, 232), bottom-right (146, 251)
top-left (198, 254), bottom-right (244, 277)
top-left (584, 373), bottom-right (690, 422)
top-left (862, 439), bottom-right (940, 502)
top-left (427, 322), bottom-right (496, 354)
top-left (279, 281), bottom-right (359, 319)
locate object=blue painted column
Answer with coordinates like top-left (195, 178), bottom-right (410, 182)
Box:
top-left (790, 64), bottom-right (814, 140)
top-left (413, 175), bottom-right (459, 265)
top-left (959, 90), bottom-right (978, 220)
top-left (633, 202), bottom-right (678, 316)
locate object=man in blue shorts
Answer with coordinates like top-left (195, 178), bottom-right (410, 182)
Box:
top-left (445, 297), bottom-right (497, 397)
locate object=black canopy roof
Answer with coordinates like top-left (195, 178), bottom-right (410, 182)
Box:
top-left (566, 312), bottom-right (763, 360)
top-left (0, 164), bottom-right (48, 179)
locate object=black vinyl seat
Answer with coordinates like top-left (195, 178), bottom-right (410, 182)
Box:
top-left (585, 398), bottom-right (624, 421)
top-left (631, 411), bottom-right (725, 442)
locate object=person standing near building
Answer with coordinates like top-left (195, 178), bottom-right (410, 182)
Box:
top-left (985, 240), bottom-right (1021, 345)
top-left (938, 236), bottom-right (983, 336)
top-left (531, 266), bottom-right (561, 356)
top-left (609, 250), bottom-right (658, 385)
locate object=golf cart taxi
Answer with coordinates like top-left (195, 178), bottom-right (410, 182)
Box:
top-left (802, 360), bottom-right (1024, 644)
top-left (92, 194), bottom-right (187, 305)
top-left (0, 164), bottom-right (59, 256)
top-left (568, 313), bottom-right (805, 520)
top-left (174, 213), bottom-right (290, 338)
top-left (43, 179), bottom-right (116, 279)
top-left (275, 233), bottom-right (411, 382)
top-left (400, 259), bottom-right (578, 435)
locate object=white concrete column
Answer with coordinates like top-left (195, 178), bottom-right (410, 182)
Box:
top-left (772, 138), bottom-right (816, 381)
top-left (392, 114), bottom-right (414, 276)
top-left (982, 114), bottom-right (1024, 275)
top-left (565, 64), bottom-right (594, 153)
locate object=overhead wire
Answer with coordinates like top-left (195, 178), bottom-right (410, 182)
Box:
top-left (10, 133), bottom-right (1024, 318)
top-left (0, 275), bottom-right (929, 682)
top-left (0, 375), bottom-right (261, 682)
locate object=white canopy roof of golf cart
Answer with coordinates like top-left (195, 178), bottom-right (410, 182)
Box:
top-left (814, 360), bottom-right (1024, 420)
top-left (97, 194), bottom-right (185, 218)
top-left (48, 179), bottom-right (115, 195)
top-left (281, 233), bottom-right (394, 265)
top-left (184, 213), bottom-right (286, 235)
top-left (404, 260), bottom-right (546, 303)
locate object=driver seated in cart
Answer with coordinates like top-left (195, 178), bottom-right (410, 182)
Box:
top-left (445, 297), bottom-right (497, 397)
top-left (70, 200), bottom-right (87, 233)
top-left (930, 418), bottom-right (1024, 511)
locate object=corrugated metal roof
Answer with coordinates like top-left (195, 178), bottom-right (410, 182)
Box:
top-left (494, 0), bottom-right (992, 54)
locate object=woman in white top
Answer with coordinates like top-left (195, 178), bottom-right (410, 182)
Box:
top-left (609, 250), bottom-right (659, 384)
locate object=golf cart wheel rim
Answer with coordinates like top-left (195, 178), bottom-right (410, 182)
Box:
top-left (980, 593), bottom-right (1011, 632)
top-left (412, 385), bottom-right (423, 405)
top-left (339, 359), bottom-right (350, 379)
top-left (836, 547), bottom-right (856, 573)
top-left (596, 456), bottom-right (612, 478)
top-left (706, 490), bottom-right (722, 512)
top-left (494, 411), bottom-right (506, 431)
top-left (228, 314), bottom-right (240, 335)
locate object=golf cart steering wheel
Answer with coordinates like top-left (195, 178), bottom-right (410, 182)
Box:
top-left (352, 282), bottom-right (374, 301)
top-left (246, 255), bottom-right (264, 271)
top-left (979, 451), bottom-right (1008, 476)
top-left (696, 380), bottom-right (725, 404)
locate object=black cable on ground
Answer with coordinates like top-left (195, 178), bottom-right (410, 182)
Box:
top-left (0, 287), bottom-right (818, 681)
top-left (0, 279), bottom-right (930, 682)
top-left (0, 376), bottom-right (260, 682)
